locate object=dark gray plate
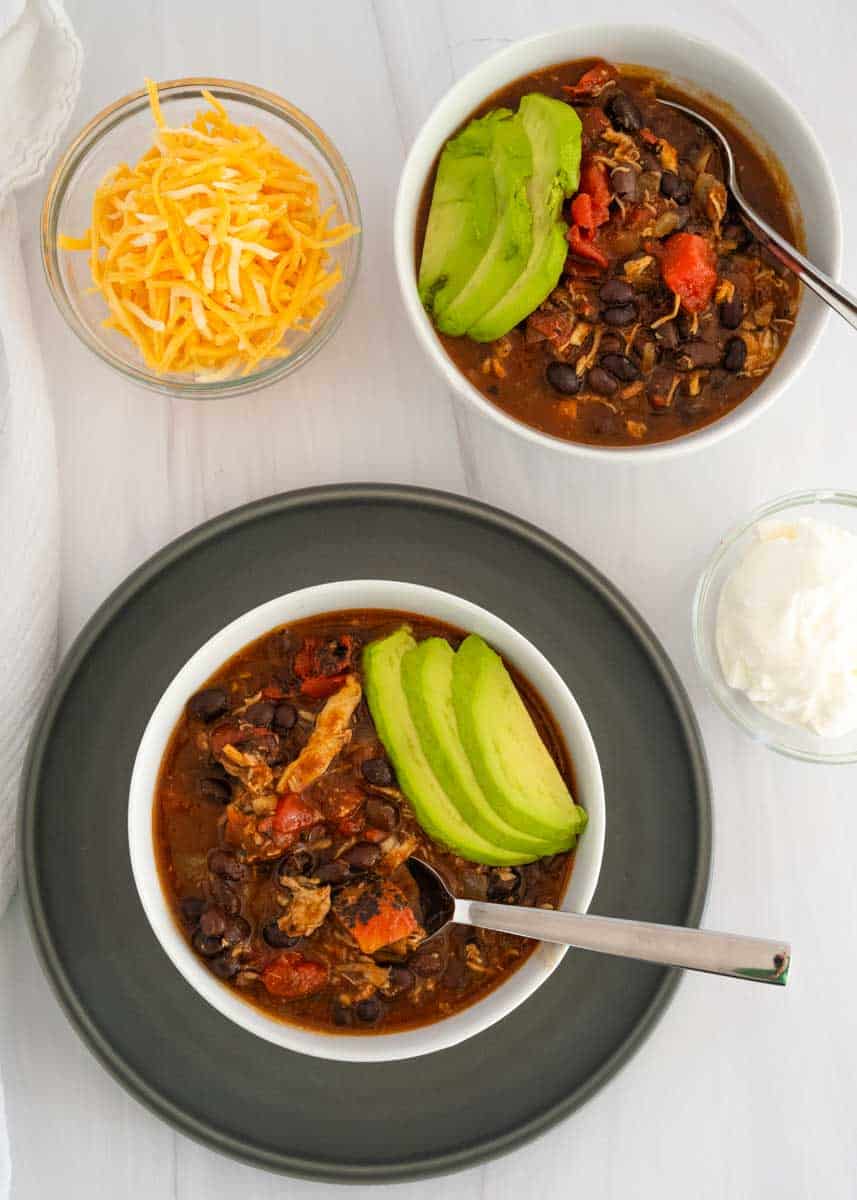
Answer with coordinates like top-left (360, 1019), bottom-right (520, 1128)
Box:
top-left (20, 484), bottom-right (711, 1183)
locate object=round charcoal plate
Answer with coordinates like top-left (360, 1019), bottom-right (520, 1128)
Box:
top-left (20, 484), bottom-right (711, 1182)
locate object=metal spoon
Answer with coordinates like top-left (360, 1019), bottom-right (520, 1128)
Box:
top-left (408, 858), bottom-right (790, 986)
top-left (656, 96), bottom-right (857, 332)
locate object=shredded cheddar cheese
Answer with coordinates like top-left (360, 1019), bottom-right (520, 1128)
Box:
top-left (58, 80), bottom-right (356, 378)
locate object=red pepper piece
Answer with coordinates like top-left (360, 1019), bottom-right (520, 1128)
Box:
top-left (272, 793), bottom-right (321, 840)
top-left (562, 63), bottom-right (614, 98)
top-left (262, 951), bottom-right (329, 1000)
top-left (659, 232), bottom-right (718, 313)
top-left (578, 160), bottom-right (611, 226)
top-left (300, 672), bottom-right (349, 700)
top-left (567, 225), bottom-right (608, 268)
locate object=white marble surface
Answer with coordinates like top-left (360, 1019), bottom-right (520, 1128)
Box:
top-left (2, 1), bottom-right (857, 1196)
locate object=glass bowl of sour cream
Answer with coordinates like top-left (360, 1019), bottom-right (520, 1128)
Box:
top-left (693, 490), bottom-right (857, 763)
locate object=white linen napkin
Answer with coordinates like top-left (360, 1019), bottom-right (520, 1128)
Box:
top-left (0, 0), bottom-right (81, 1195)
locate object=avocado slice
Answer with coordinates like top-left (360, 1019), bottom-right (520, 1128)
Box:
top-left (418, 110), bottom-right (502, 319)
top-left (468, 95), bottom-right (582, 342)
top-left (402, 638), bottom-right (564, 856)
top-left (452, 635), bottom-right (588, 843)
top-left (363, 628), bottom-right (537, 866)
top-left (435, 109), bottom-right (533, 337)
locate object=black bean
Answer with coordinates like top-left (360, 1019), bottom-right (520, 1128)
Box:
top-left (611, 167), bottom-right (637, 201)
top-left (209, 952), bottom-right (239, 981)
top-left (263, 920), bottom-right (300, 948)
top-left (605, 90), bottom-right (642, 133)
top-left (675, 340), bottom-right (722, 370)
top-left (222, 915), bottom-right (251, 945)
top-left (599, 332), bottom-right (625, 355)
top-left (187, 688), bottom-right (229, 722)
top-left (365, 797), bottom-right (398, 832)
top-left (332, 1003), bottom-right (353, 1027)
top-left (719, 295), bottom-right (744, 329)
top-left (315, 860), bottom-right (351, 885)
top-left (207, 876), bottom-right (241, 915)
top-left (199, 776), bottom-right (231, 804)
top-left (388, 966), bottom-right (414, 993)
top-left (179, 896), bottom-right (205, 927)
top-left (355, 997), bottom-right (381, 1023)
top-left (245, 700), bottom-right (275, 727)
top-left (599, 353), bottom-right (640, 382)
top-left (272, 702), bottom-right (297, 732)
top-left (361, 757), bottom-right (394, 787)
top-left (192, 928), bottom-right (224, 958)
top-left (660, 172), bottom-right (691, 204)
top-left (343, 843), bottom-right (381, 871)
top-left (199, 906), bottom-right (226, 937)
top-left (602, 303), bottom-right (637, 327)
top-left (587, 367), bottom-right (620, 397)
top-left (545, 361), bottom-right (581, 396)
top-left (410, 948), bottom-right (446, 977)
top-left (277, 848), bottom-right (315, 880)
top-left (208, 849), bottom-right (245, 880)
top-left (488, 868), bottom-right (522, 901)
top-left (599, 278), bottom-right (634, 305)
top-left (723, 336), bottom-right (747, 372)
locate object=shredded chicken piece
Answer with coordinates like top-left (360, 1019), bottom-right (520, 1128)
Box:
top-left (752, 301), bottom-right (775, 328)
top-left (569, 320), bottom-right (592, 348)
top-left (656, 137), bottom-right (679, 175)
top-left (464, 943), bottom-right (490, 974)
top-left (620, 381), bottom-right (645, 401)
top-left (601, 126), bottom-right (642, 166)
top-left (277, 876), bottom-right (331, 937)
top-left (336, 959), bottom-right (391, 1000)
top-left (276, 674), bottom-right (362, 793)
top-left (575, 326), bottom-right (603, 376)
top-left (624, 254), bottom-right (655, 281)
top-left (220, 746), bottom-right (274, 797)
top-left (625, 419), bottom-right (647, 439)
top-left (742, 327), bottom-right (781, 375)
top-left (380, 833), bottom-right (420, 874)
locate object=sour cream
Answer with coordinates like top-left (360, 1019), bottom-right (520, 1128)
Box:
top-left (715, 517), bottom-right (857, 737)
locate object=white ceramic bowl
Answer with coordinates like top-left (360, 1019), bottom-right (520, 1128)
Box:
top-left (394, 24), bottom-right (841, 461)
top-left (129, 580), bottom-right (605, 1062)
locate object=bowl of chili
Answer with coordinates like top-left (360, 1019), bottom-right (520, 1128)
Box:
top-left (128, 579), bottom-right (605, 1061)
top-left (394, 25), bottom-right (840, 457)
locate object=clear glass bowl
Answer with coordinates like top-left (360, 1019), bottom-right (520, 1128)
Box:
top-left (693, 490), bottom-right (857, 763)
top-left (42, 78), bottom-right (361, 399)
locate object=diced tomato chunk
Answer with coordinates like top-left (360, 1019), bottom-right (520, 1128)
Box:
top-left (659, 233), bottom-right (717, 313)
top-left (577, 160), bottom-right (611, 227)
top-left (272, 792), bottom-right (321, 839)
top-left (567, 225), bottom-right (608, 268)
top-left (262, 951), bottom-right (329, 1000)
top-left (562, 63), bottom-right (614, 98)
top-left (333, 877), bottom-right (420, 955)
top-left (300, 672), bottom-right (349, 700)
top-left (571, 192), bottom-right (594, 231)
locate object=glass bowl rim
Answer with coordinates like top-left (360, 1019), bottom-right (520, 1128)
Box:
top-left (41, 76), bottom-right (362, 400)
top-left (692, 487), bottom-right (857, 764)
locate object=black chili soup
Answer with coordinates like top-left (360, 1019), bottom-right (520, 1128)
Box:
top-left (154, 610), bottom-right (576, 1034)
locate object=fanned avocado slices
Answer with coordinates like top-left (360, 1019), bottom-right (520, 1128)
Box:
top-left (401, 637), bottom-right (565, 856)
top-left (417, 110), bottom-right (503, 320)
top-left (433, 108), bottom-right (534, 337)
top-left (363, 628), bottom-right (586, 864)
top-left (468, 94), bottom-right (582, 342)
top-left (362, 628), bottom-right (540, 866)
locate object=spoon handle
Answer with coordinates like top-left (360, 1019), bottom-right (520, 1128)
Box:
top-left (737, 199), bottom-right (857, 332)
top-left (457, 900), bottom-right (790, 985)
